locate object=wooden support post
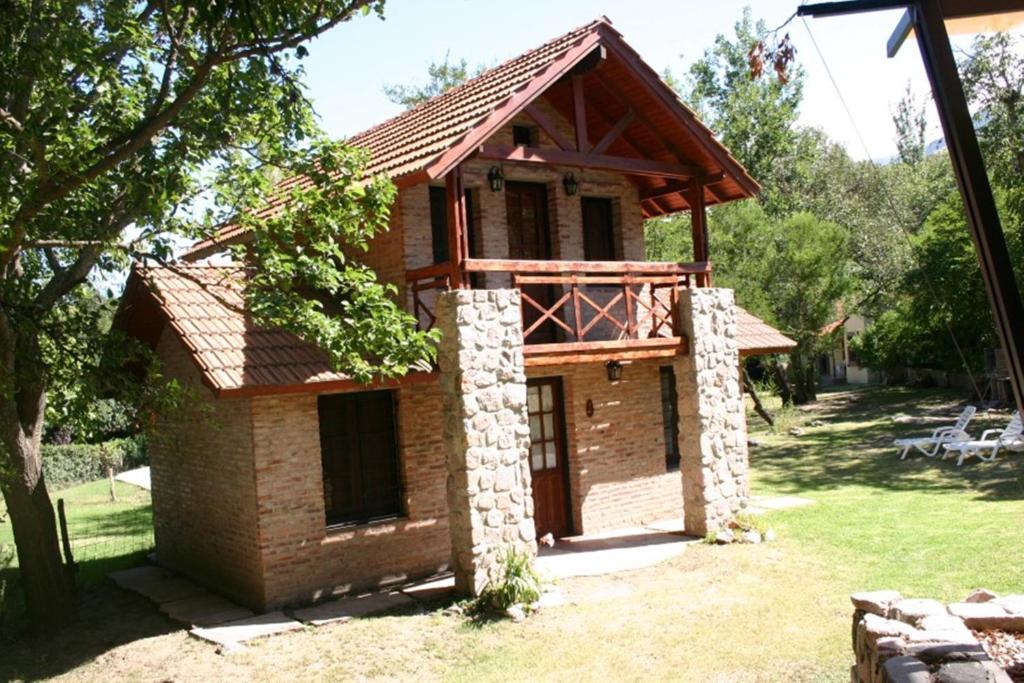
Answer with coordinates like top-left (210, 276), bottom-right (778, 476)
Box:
top-left (572, 74), bottom-right (589, 153)
top-left (689, 180), bottom-right (708, 263)
top-left (910, 0), bottom-right (1024, 415)
top-left (445, 167), bottom-right (467, 289)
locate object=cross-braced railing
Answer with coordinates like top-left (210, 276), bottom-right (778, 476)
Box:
top-left (405, 259), bottom-right (710, 358)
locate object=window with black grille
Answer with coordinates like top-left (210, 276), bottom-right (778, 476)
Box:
top-left (317, 390), bottom-right (402, 527)
top-left (660, 366), bottom-right (681, 471)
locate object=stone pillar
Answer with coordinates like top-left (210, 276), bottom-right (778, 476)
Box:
top-left (674, 287), bottom-right (750, 536)
top-left (436, 289), bottom-right (537, 596)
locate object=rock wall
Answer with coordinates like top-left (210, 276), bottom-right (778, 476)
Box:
top-left (674, 287), bottom-right (750, 536)
top-left (436, 289), bottom-right (537, 596)
top-left (850, 589), bottom-right (1020, 682)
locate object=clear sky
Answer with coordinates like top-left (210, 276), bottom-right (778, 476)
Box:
top-left (297, 0), bottom-right (1022, 162)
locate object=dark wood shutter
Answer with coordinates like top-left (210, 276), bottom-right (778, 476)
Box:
top-left (582, 197), bottom-right (617, 261)
top-left (660, 366), bottom-right (681, 471)
top-left (429, 186), bottom-right (449, 265)
top-left (429, 186), bottom-right (479, 269)
top-left (318, 390), bottom-right (402, 526)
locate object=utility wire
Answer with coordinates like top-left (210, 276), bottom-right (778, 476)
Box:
top-left (798, 16), bottom-right (987, 405)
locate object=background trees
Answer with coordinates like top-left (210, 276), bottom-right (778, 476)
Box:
top-left (1, 0), bottom-right (438, 634)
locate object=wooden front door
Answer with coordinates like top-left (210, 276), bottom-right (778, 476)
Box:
top-left (526, 377), bottom-right (572, 539)
top-left (506, 181), bottom-right (556, 343)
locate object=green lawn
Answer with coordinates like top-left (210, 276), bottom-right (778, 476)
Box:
top-left (0, 479), bottom-right (153, 634)
top-left (1, 386), bottom-right (1022, 682)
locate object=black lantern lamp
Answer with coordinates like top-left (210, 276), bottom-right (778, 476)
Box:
top-left (487, 166), bottom-right (505, 192)
top-left (606, 360), bottom-right (623, 382)
top-left (563, 172), bottom-right (579, 196)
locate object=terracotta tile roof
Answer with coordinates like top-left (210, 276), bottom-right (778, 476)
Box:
top-left (120, 265), bottom-right (348, 394)
top-left (735, 307), bottom-right (798, 356)
top-left (185, 16), bottom-right (758, 260)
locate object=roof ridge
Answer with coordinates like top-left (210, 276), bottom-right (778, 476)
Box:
top-left (346, 17), bottom-right (605, 145)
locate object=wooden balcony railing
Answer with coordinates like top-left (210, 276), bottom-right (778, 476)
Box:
top-left (406, 259), bottom-right (711, 361)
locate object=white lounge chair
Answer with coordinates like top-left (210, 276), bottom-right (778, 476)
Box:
top-left (893, 405), bottom-right (976, 460)
top-left (943, 411), bottom-right (1023, 467)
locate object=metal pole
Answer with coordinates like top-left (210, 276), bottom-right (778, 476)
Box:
top-left (910, 0), bottom-right (1024, 414)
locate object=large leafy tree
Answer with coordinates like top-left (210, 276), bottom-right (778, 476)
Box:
top-left (680, 7), bottom-right (804, 208)
top-left (652, 202), bottom-right (850, 403)
top-left (382, 53), bottom-right (481, 109)
top-left (1, 0), bottom-right (436, 633)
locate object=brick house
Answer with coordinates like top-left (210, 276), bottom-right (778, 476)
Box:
top-left (116, 17), bottom-right (796, 611)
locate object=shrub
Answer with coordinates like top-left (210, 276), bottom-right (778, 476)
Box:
top-left (42, 436), bottom-right (147, 491)
top-left (479, 547), bottom-right (542, 612)
top-left (731, 511), bottom-right (770, 537)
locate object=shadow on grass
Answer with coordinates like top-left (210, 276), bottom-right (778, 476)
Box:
top-left (0, 550), bottom-right (179, 681)
top-left (751, 386), bottom-right (1024, 502)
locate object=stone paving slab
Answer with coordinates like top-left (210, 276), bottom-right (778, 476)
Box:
top-left (109, 565), bottom-right (174, 591)
top-left (400, 576), bottom-right (455, 602)
top-left (190, 611), bottom-right (303, 646)
top-left (110, 566), bottom-right (205, 605)
top-left (746, 495), bottom-right (816, 515)
top-left (160, 592), bottom-right (255, 627)
top-left (293, 591), bottom-right (414, 626)
top-left (536, 530), bottom-right (694, 579)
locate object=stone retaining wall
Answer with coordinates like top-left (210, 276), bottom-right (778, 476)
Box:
top-left (851, 589), bottom-right (1022, 682)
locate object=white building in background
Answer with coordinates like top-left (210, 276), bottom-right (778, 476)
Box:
top-left (819, 313), bottom-right (883, 386)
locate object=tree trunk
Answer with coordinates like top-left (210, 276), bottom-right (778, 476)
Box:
top-left (773, 361), bottom-right (794, 406)
top-left (741, 368), bottom-right (774, 427)
top-left (790, 348), bottom-right (818, 405)
top-left (0, 322), bottom-right (76, 634)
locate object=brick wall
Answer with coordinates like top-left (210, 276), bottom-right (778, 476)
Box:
top-left (147, 331), bottom-right (266, 608)
top-left (527, 359), bottom-right (683, 534)
top-left (399, 99), bottom-right (646, 285)
top-left (251, 379), bottom-right (451, 608)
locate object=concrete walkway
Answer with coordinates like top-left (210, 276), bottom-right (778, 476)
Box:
top-left (114, 466), bottom-right (151, 490)
top-left (536, 520), bottom-right (697, 579)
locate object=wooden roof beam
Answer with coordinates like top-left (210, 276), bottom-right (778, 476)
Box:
top-left (591, 109), bottom-right (635, 155)
top-left (638, 173), bottom-right (725, 202)
top-left (524, 103), bottom-right (574, 151)
top-left (477, 144), bottom-right (701, 178)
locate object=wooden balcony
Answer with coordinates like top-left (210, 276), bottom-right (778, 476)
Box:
top-left (405, 259), bottom-right (711, 365)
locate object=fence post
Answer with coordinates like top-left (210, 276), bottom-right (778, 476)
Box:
top-left (57, 498), bottom-right (76, 574)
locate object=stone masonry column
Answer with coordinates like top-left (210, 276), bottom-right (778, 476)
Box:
top-left (674, 287), bottom-right (750, 536)
top-left (436, 289), bottom-right (537, 596)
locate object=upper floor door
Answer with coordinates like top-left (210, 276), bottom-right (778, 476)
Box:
top-left (582, 197), bottom-right (617, 261)
top-left (506, 182), bottom-right (556, 343)
top-left (505, 181), bottom-right (552, 261)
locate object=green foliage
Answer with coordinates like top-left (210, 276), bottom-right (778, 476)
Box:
top-left (41, 437), bottom-right (146, 491)
top-left (382, 53), bottom-right (482, 109)
top-left (650, 197), bottom-right (851, 402)
top-left (732, 511), bottom-right (769, 537)
top-left (893, 83), bottom-right (927, 166)
top-left (237, 141), bottom-right (437, 383)
top-left (960, 32), bottom-right (1024, 232)
top-left (479, 547), bottom-right (542, 612)
top-left (678, 7), bottom-right (804, 199)
top-left (853, 189), bottom-right (1022, 374)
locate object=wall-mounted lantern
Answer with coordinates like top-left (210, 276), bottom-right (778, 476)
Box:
top-left (487, 166), bottom-right (505, 192)
top-left (606, 360), bottom-right (623, 382)
top-left (562, 172), bottom-right (579, 196)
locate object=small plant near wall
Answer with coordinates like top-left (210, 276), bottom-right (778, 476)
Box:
top-left (476, 547), bottom-right (543, 620)
top-left (705, 512), bottom-right (777, 545)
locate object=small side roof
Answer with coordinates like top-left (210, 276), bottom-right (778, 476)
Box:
top-left (115, 265), bottom-right (362, 397)
top-left (735, 307), bottom-right (798, 357)
top-left (186, 16), bottom-right (758, 260)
